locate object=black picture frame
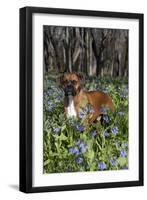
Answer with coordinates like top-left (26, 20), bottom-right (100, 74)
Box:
top-left (19, 6), bottom-right (144, 193)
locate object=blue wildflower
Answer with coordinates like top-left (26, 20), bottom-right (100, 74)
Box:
top-left (90, 130), bottom-right (97, 137)
top-left (100, 107), bottom-right (108, 114)
top-left (47, 100), bottom-right (56, 112)
top-left (47, 89), bottom-right (53, 95)
top-left (110, 158), bottom-right (117, 166)
top-left (111, 126), bottom-right (119, 135)
top-left (79, 142), bottom-right (87, 153)
top-left (48, 100), bottom-right (53, 106)
top-left (121, 142), bottom-right (128, 149)
top-left (69, 147), bottom-right (79, 155)
top-left (120, 148), bottom-right (127, 157)
top-left (98, 162), bottom-right (107, 170)
top-left (76, 140), bottom-right (88, 153)
top-left (79, 111), bottom-right (86, 119)
top-left (118, 111), bottom-right (125, 116)
top-left (76, 124), bottom-right (85, 132)
top-left (102, 115), bottom-right (110, 123)
top-left (55, 96), bottom-right (61, 101)
top-left (75, 157), bottom-right (83, 164)
top-left (53, 127), bottom-right (60, 134)
top-left (104, 131), bottom-right (110, 137)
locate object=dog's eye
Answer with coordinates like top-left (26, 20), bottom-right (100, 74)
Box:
top-left (63, 80), bottom-right (68, 84)
top-left (72, 80), bottom-right (77, 84)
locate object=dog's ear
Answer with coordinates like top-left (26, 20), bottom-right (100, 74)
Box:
top-left (75, 72), bottom-right (85, 85)
top-left (75, 72), bottom-right (83, 81)
top-left (57, 74), bottom-right (64, 87)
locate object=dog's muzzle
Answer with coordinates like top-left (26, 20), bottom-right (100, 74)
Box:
top-left (64, 84), bottom-right (76, 96)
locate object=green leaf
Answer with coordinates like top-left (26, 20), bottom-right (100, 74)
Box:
top-left (117, 157), bottom-right (127, 167)
top-left (60, 133), bottom-right (67, 141)
top-left (44, 159), bottom-right (50, 166)
top-left (61, 125), bottom-right (67, 132)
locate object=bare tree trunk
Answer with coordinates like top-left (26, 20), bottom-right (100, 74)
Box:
top-left (73, 48), bottom-right (80, 64)
top-left (44, 26), bottom-right (128, 77)
top-left (47, 29), bottom-right (61, 73)
top-left (80, 28), bottom-right (84, 73)
top-left (63, 46), bottom-right (66, 70)
top-left (89, 35), bottom-right (93, 76)
top-left (65, 27), bottom-right (71, 72)
top-left (72, 28), bottom-right (81, 67)
top-left (91, 30), bottom-right (106, 76)
top-left (92, 39), bottom-right (100, 76)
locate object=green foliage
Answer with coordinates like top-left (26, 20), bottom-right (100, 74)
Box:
top-left (43, 75), bottom-right (128, 173)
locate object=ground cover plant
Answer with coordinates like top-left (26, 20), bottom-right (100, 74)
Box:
top-left (43, 74), bottom-right (128, 173)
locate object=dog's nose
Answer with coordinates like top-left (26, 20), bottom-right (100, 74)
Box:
top-left (64, 83), bottom-right (76, 96)
top-left (66, 85), bottom-right (72, 90)
top-left (65, 83), bottom-right (73, 93)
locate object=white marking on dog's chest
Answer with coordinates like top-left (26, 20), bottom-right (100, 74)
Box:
top-left (67, 96), bottom-right (77, 117)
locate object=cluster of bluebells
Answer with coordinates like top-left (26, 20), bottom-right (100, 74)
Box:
top-left (44, 76), bottom-right (129, 173)
top-left (69, 139), bottom-right (88, 165)
top-left (111, 126), bottom-right (119, 135)
top-left (53, 127), bottom-right (60, 134)
top-left (69, 147), bottom-right (79, 155)
top-left (44, 80), bottom-right (64, 113)
top-left (90, 130), bottom-right (97, 137)
top-left (103, 126), bottom-right (119, 138)
top-left (119, 141), bottom-right (128, 167)
top-left (75, 157), bottom-right (83, 164)
top-left (76, 139), bottom-right (88, 153)
top-left (47, 100), bottom-right (56, 112)
top-left (104, 131), bottom-right (110, 137)
top-left (123, 142), bottom-right (128, 148)
top-left (118, 111), bottom-right (125, 116)
top-left (71, 121), bottom-right (85, 132)
top-left (102, 115), bottom-right (110, 123)
top-left (110, 158), bottom-right (117, 166)
top-left (120, 148), bottom-right (127, 157)
top-left (76, 124), bottom-right (85, 132)
top-left (100, 107), bottom-right (109, 114)
top-left (98, 162), bottom-right (107, 170)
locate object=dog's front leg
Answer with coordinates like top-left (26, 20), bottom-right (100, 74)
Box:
top-left (82, 111), bottom-right (101, 126)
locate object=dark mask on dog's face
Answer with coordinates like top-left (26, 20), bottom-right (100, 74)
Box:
top-left (60, 72), bottom-right (83, 96)
top-left (63, 80), bottom-right (77, 96)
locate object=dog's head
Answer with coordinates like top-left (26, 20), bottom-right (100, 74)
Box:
top-left (59, 72), bottom-right (83, 96)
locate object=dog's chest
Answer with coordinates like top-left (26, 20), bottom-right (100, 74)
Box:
top-left (66, 96), bottom-right (77, 117)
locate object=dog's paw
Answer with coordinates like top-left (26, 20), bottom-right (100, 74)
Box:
top-left (97, 115), bottom-right (102, 121)
top-left (82, 113), bottom-right (102, 126)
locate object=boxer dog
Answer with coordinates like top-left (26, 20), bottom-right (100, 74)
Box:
top-left (59, 72), bottom-right (114, 125)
